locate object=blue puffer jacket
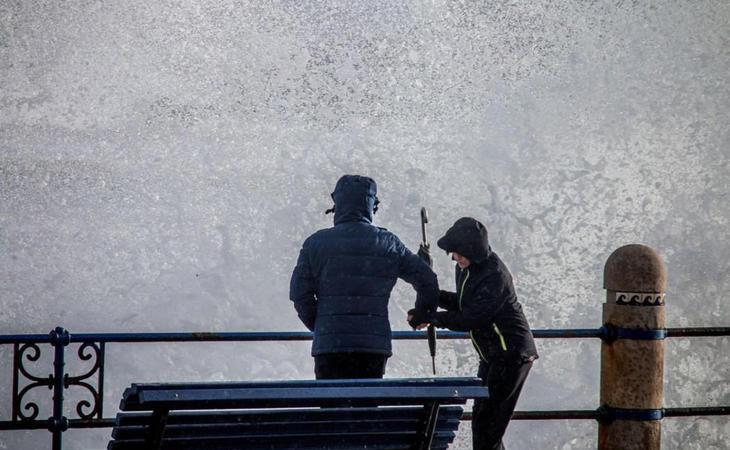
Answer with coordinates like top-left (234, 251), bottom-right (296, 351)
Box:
top-left (289, 175), bottom-right (438, 356)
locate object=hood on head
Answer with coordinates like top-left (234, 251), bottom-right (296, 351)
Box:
top-left (436, 217), bottom-right (491, 263)
top-left (331, 175), bottom-right (378, 224)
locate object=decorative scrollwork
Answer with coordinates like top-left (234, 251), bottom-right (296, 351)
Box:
top-left (71, 382), bottom-right (100, 419)
top-left (15, 382), bottom-right (50, 421)
top-left (16, 343), bottom-right (49, 383)
top-left (64, 342), bottom-right (105, 420)
top-left (66, 342), bottom-right (102, 384)
top-left (13, 343), bottom-right (53, 422)
top-left (12, 339), bottom-right (106, 422)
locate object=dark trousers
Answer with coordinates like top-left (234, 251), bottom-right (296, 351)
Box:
top-left (314, 353), bottom-right (388, 379)
top-left (473, 358), bottom-right (533, 450)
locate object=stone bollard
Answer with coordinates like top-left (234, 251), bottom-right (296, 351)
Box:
top-left (599, 244), bottom-right (667, 450)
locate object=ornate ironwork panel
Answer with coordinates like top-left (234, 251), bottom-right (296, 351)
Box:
top-left (65, 342), bottom-right (105, 420)
top-left (12, 342), bottom-right (53, 422)
top-left (11, 339), bottom-right (106, 423)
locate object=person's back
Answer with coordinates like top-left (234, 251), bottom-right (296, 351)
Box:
top-left (289, 175), bottom-right (437, 378)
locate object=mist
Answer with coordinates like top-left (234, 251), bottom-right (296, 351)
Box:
top-left (1, 1), bottom-right (728, 448)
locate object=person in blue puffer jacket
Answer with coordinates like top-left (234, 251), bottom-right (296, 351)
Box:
top-left (289, 175), bottom-right (438, 379)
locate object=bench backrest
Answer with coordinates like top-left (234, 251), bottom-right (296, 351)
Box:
top-left (109, 377), bottom-right (488, 450)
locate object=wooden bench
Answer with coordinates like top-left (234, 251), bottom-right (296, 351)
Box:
top-left (108, 377), bottom-right (488, 450)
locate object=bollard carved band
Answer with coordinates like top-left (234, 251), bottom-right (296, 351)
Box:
top-left (615, 292), bottom-right (665, 306)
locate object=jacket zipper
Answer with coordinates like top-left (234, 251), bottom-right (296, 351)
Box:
top-left (458, 269), bottom-right (470, 310)
top-left (458, 270), bottom-right (489, 362)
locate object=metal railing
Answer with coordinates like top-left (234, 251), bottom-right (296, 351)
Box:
top-left (1, 326), bottom-right (728, 449)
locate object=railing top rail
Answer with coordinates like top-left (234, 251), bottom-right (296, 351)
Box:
top-left (665, 327), bottom-right (730, 337)
top-left (3, 406), bottom-right (729, 431)
top-left (1, 327), bottom-right (728, 345)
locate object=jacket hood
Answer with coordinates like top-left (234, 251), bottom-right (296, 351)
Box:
top-left (331, 175), bottom-right (378, 224)
top-left (436, 217), bottom-right (491, 263)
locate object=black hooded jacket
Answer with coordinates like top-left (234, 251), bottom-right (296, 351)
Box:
top-left (433, 218), bottom-right (538, 362)
top-left (289, 175), bottom-right (438, 356)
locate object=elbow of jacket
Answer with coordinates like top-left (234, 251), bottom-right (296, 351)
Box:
top-left (298, 315), bottom-right (315, 331)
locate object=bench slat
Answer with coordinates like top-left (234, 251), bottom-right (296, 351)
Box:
top-left (112, 408), bottom-right (461, 440)
top-left (126, 377), bottom-right (482, 391)
top-left (110, 442), bottom-right (412, 450)
top-left (129, 385), bottom-right (483, 410)
top-left (115, 405), bottom-right (462, 426)
top-left (109, 430), bottom-right (457, 450)
top-left (113, 420), bottom-right (460, 440)
top-left (121, 377), bottom-right (485, 409)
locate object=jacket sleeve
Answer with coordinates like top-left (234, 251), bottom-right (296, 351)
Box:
top-left (289, 238), bottom-right (317, 331)
top-left (432, 274), bottom-right (508, 331)
top-left (396, 238), bottom-right (439, 313)
top-left (438, 265), bottom-right (461, 311)
top-left (438, 290), bottom-right (459, 311)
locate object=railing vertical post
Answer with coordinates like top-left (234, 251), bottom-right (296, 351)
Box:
top-left (12, 343), bottom-right (21, 420)
top-left (599, 245), bottom-right (667, 450)
top-left (49, 327), bottom-right (70, 450)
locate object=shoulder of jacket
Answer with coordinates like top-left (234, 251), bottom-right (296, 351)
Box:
top-left (378, 228), bottom-right (407, 246)
top-left (305, 227), bottom-right (335, 242)
top-left (490, 254), bottom-right (514, 279)
top-left (469, 264), bottom-right (504, 288)
top-left (374, 226), bottom-right (400, 240)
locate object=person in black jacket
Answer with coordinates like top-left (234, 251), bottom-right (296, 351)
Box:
top-left (409, 217), bottom-right (538, 450)
top-left (290, 175), bottom-right (438, 379)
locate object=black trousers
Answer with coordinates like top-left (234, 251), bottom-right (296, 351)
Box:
top-left (473, 358), bottom-right (533, 450)
top-left (314, 353), bottom-right (388, 379)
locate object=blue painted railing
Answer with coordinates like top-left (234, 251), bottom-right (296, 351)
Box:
top-left (1, 327), bottom-right (728, 449)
